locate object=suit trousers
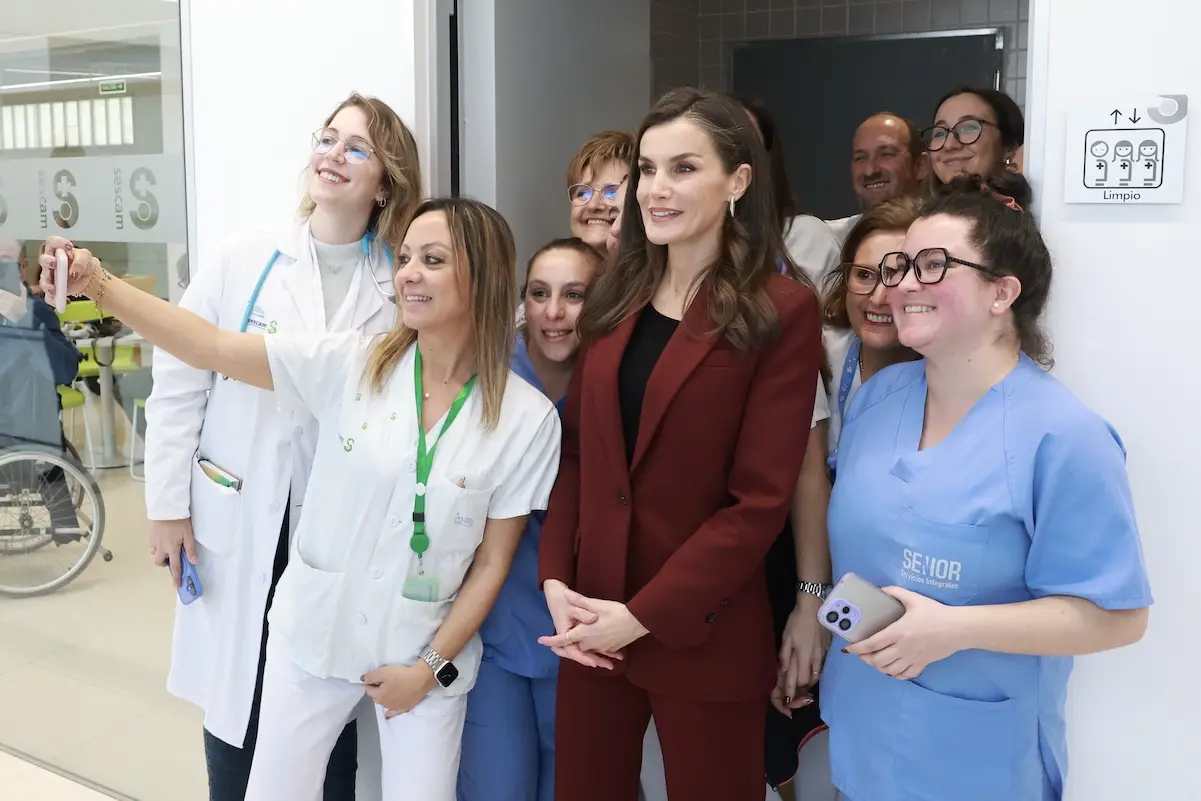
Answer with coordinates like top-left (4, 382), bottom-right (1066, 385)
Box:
top-left (554, 663), bottom-right (767, 801)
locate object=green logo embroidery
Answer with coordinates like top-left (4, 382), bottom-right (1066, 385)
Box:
top-left (267, 320), bottom-right (278, 334)
top-left (343, 437), bottom-right (355, 452)
top-left (355, 392), bottom-right (361, 401)
top-left (390, 412), bottom-right (397, 420)
top-left (361, 422), bottom-right (368, 430)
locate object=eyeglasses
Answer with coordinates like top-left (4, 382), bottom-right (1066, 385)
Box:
top-left (840, 262), bottom-right (884, 295)
top-left (879, 248), bottom-right (1000, 288)
top-left (921, 119), bottom-right (996, 152)
top-left (312, 128), bottom-right (375, 164)
top-left (567, 183), bottom-right (620, 206)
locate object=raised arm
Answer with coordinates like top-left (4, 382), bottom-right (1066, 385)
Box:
top-left (38, 238), bottom-right (272, 390)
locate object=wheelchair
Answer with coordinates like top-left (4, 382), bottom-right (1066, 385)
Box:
top-left (0, 434), bottom-right (112, 596)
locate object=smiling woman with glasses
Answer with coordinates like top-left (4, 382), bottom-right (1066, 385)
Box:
top-left (819, 172), bottom-right (1151, 801)
top-left (925, 87), bottom-right (1025, 185)
top-left (563, 130), bottom-right (634, 253)
top-left (819, 196), bottom-right (922, 465)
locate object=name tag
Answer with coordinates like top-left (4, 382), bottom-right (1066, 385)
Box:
top-left (246, 305), bottom-right (276, 334)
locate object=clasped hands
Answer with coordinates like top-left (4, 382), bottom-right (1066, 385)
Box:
top-left (538, 579), bottom-right (648, 669)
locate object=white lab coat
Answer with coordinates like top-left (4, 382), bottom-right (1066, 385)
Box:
top-left (143, 221), bottom-right (395, 753)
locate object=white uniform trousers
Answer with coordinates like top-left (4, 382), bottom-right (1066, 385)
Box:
top-left (245, 644), bottom-right (467, 801)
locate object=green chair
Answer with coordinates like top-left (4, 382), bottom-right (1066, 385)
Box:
top-left (57, 385), bottom-right (96, 470)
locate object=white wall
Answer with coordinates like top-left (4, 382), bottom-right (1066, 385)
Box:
top-left (1026, 1), bottom-right (1199, 798)
top-left (458, 0), bottom-right (651, 274)
top-left (182, 0), bottom-right (436, 280)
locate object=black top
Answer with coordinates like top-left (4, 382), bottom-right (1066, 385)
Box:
top-left (617, 304), bottom-right (679, 465)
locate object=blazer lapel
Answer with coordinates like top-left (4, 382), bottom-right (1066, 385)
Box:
top-left (585, 313), bottom-right (639, 486)
top-left (630, 288), bottom-right (719, 474)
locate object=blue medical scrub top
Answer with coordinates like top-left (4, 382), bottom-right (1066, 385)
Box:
top-left (477, 334), bottom-right (564, 678)
top-left (822, 355), bottom-right (1152, 801)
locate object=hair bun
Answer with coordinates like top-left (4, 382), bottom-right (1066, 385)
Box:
top-left (942, 171), bottom-right (1034, 211)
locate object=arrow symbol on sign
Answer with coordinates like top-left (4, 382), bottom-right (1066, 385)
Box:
top-left (1128, 108), bottom-right (1142, 124)
top-left (1110, 110), bottom-right (1122, 124)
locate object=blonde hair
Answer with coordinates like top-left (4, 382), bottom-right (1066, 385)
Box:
top-left (566, 130), bottom-right (635, 187)
top-left (299, 92), bottom-right (423, 255)
top-left (364, 198), bottom-right (517, 429)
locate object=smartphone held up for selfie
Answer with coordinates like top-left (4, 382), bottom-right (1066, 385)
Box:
top-left (817, 573), bottom-right (905, 644)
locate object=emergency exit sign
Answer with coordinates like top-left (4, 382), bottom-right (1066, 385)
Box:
top-left (98, 81), bottom-right (127, 95)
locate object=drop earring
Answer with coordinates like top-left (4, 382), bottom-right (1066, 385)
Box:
top-left (728, 196), bottom-right (736, 217)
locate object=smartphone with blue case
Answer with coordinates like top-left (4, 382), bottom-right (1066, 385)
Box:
top-left (178, 547), bottom-right (203, 604)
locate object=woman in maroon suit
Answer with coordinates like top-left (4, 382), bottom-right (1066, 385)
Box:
top-left (537, 88), bottom-right (823, 801)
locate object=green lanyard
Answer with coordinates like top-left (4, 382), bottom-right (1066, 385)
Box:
top-left (411, 347), bottom-right (477, 560)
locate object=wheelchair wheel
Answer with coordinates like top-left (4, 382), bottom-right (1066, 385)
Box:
top-left (0, 445), bottom-right (107, 596)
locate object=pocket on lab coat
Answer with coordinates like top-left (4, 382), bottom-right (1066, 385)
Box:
top-left (436, 475), bottom-right (493, 553)
top-left (384, 594), bottom-right (453, 668)
top-left (266, 550), bottom-right (346, 677)
top-left (893, 680), bottom-right (1033, 801)
top-left (190, 459), bottom-right (241, 555)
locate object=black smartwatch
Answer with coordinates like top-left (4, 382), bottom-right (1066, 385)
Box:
top-left (419, 646), bottom-right (459, 688)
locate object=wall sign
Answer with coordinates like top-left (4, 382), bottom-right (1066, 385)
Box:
top-left (1064, 94), bottom-right (1188, 204)
top-left (0, 155), bottom-right (186, 244)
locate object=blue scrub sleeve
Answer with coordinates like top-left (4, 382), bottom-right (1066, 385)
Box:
top-left (1026, 418), bottom-right (1153, 609)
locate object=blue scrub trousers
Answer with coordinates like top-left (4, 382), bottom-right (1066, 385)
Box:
top-left (458, 656), bottom-right (556, 801)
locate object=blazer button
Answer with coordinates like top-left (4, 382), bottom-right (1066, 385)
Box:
top-left (705, 613), bottom-right (716, 623)
top-left (719, 598), bottom-right (729, 607)
top-left (619, 493), bottom-right (628, 506)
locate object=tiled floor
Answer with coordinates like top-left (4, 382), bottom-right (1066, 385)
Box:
top-left (0, 467), bottom-right (208, 801)
top-left (0, 750), bottom-right (119, 800)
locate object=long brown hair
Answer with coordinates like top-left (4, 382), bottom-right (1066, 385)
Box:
top-left (299, 92), bottom-right (423, 255)
top-left (820, 196), bottom-right (923, 328)
top-left (577, 88), bottom-right (788, 351)
top-left (363, 198), bottom-right (517, 429)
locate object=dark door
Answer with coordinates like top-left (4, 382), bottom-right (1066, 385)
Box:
top-left (732, 31), bottom-right (1004, 220)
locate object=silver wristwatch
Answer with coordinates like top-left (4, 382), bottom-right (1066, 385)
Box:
top-left (797, 580), bottom-right (832, 600)
top-left (419, 646), bottom-right (459, 688)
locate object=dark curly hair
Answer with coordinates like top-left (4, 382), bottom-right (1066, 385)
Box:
top-left (919, 172), bottom-right (1052, 366)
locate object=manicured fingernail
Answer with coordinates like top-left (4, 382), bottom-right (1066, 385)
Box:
top-left (800, 698), bottom-right (814, 707)
top-left (784, 696), bottom-right (791, 705)
top-left (841, 648), bottom-right (849, 654)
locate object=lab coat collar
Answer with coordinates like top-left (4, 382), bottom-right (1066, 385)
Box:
top-left (271, 220), bottom-right (391, 334)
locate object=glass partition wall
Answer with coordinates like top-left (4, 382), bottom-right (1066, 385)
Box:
top-left (0, 1), bottom-right (201, 798)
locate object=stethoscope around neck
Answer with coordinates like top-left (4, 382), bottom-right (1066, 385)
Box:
top-left (220, 232), bottom-right (397, 382)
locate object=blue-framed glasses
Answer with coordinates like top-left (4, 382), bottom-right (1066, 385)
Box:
top-left (567, 183), bottom-right (620, 206)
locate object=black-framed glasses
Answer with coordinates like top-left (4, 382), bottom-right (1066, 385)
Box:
top-left (839, 261), bottom-right (883, 295)
top-left (567, 183), bottom-right (620, 206)
top-left (312, 128), bottom-right (375, 164)
top-left (921, 119), bottom-right (995, 152)
top-left (879, 248), bottom-right (999, 288)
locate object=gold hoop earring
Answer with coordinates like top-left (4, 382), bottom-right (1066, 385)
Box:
top-left (728, 196), bottom-right (736, 217)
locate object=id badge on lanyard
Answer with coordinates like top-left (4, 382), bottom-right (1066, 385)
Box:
top-left (400, 347), bottom-right (477, 602)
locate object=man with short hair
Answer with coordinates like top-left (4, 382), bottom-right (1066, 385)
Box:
top-left (828, 112), bottom-right (928, 243)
